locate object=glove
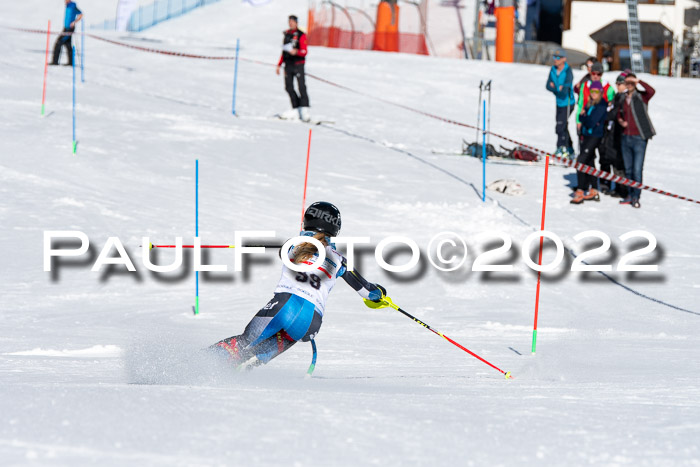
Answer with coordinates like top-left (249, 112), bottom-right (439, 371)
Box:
top-left (372, 284), bottom-right (387, 302)
top-left (364, 284), bottom-right (388, 309)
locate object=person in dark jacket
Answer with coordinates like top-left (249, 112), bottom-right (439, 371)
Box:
top-left (546, 49), bottom-right (575, 158)
top-left (276, 15), bottom-right (310, 121)
top-left (50, 0), bottom-right (82, 66)
top-left (617, 73), bottom-right (655, 208)
top-left (571, 81), bottom-right (608, 204)
top-left (598, 73), bottom-right (628, 198)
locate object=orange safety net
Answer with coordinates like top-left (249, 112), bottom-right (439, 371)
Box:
top-left (308, 4), bottom-right (428, 56)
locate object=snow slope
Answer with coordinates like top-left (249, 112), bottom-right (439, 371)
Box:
top-left (2, 0), bottom-right (700, 465)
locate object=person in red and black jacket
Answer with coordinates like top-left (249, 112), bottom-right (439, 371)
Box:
top-left (276, 15), bottom-right (310, 121)
top-left (616, 74), bottom-right (655, 208)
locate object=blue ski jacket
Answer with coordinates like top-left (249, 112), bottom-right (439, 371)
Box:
top-left (64, 2), bottom-right (82, 29)
top-left (580, 100), bottom-right (608, 138)
top-left (546, 63), bottom-right (575, 108)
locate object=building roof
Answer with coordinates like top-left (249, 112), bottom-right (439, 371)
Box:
top-left (590, 21), bottom-right (673, 47)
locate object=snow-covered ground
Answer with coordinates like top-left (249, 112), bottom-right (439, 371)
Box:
top-left (2, 0), bottom-right (700, 465)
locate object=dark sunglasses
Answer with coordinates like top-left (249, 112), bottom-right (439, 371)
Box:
top-left (625, 80), bottom-right (636, 85)
top-left (591, 72), bottom-right (602, 76)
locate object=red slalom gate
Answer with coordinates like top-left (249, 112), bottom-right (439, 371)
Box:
top-left (531, 156), bottom-right (550, 354)
top-left (300, 129), bottom-right (312, 230)
top-left (41, 20), bottom-right (51, 115)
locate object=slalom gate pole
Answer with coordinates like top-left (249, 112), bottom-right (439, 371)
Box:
top-left (81, 19), bottom-right (85, 83)
top-left (531, 155), bottom-right (550, 354)
top-left (72, 46), bottom-right (77, 154)
top-left (41, 20), bottom-right (50, 115)
top-left (231, 38), bottom-right (239, 115)
top-left (380, 297), bottom-right (512, 379)
top-left (300, 129), bottom-right (312, 229)
top-left (195, 159), bottom-right (199, 315)
top-left (481, 99), bottom-right (486, 202)
top-left (306, 338), bottom-right (317, 377)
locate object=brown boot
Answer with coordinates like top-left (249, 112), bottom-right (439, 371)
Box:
top-left (570, 189), bottom-right (585, 204)
top-left (583, 189), bottom-right (600, 201)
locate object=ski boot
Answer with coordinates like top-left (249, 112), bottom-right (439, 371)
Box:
top-left (279, 108), bottom-right (300, 120)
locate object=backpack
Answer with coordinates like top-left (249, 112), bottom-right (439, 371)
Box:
top-left (462, 141), bottom-right (501, 159)
top-left (508, 146), bottom-right (539, 162)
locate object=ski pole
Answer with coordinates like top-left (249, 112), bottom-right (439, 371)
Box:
top-left (475, 80), bottom-right (483, 143)
top-left (486, 80), bottom-right (492, 147)
top-left (366, 296), bottom-right (512, 379)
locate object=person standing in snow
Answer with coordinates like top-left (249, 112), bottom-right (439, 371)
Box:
top-left (276, 15), bottom-right (311, 122)
top-left (210, 202), bottom-right (386, 370)
top-left (50, 0), bottom-right (82, 66)
top-left (598, 73), bottom-right (629, 198)
top-left (617, 74), bottom-right (656, 209)
top-left (571, 81), bottom-right (608, 204)
top-left (575, 62), bottom-right (615, 133)
top-left (546, 49), bottom-right (576, 158)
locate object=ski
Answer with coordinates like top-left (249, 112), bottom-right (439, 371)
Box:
top-left (273, 113), bottom-right (335, 125)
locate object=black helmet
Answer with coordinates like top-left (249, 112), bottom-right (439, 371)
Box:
top-left (303, 202), bottom-right (341, 237)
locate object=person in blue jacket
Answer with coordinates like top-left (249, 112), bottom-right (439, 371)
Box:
top-left (571, 81), bottom-right (607, 204)
top-left (546, 49), bottom-right (575, 158)
top-left (50, 0), bottom-right (83, 66)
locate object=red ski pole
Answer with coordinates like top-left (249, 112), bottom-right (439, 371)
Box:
top-left (367, 296), bottom-right (513, 379)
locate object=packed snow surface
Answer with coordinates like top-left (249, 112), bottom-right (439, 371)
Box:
top-left (1, 0), bottom-right (700, 465)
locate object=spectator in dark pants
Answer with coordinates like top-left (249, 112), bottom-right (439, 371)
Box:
top-left (50, 0), bottom-right (82, 66)
top-left (599, 73), bottom-right (629, 198)
top-left (276, 15), bottom-right (310, 121)
top-left (546, 49), bottom-right (575, 158)
top-left (571, 81), bottom-right (607, 204)
top-left (617, 74), bottom-right (656, 209)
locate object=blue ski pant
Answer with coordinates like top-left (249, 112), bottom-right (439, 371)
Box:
top-left (212, 293), bottom-right (321, 364)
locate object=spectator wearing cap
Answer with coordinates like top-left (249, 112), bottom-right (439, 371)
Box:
top-left (575, 61), bottom-right (615, 133)
top-left (574, 56), bottom-right (596, 95)
top-left (571, 81), bottom-right (608, 204)
top-left (598, 73), bottom-right (629, 198)
top-left (546, 49), bottom-right (576, 158)
top-left (616, 73), bottom-right (656, 208)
